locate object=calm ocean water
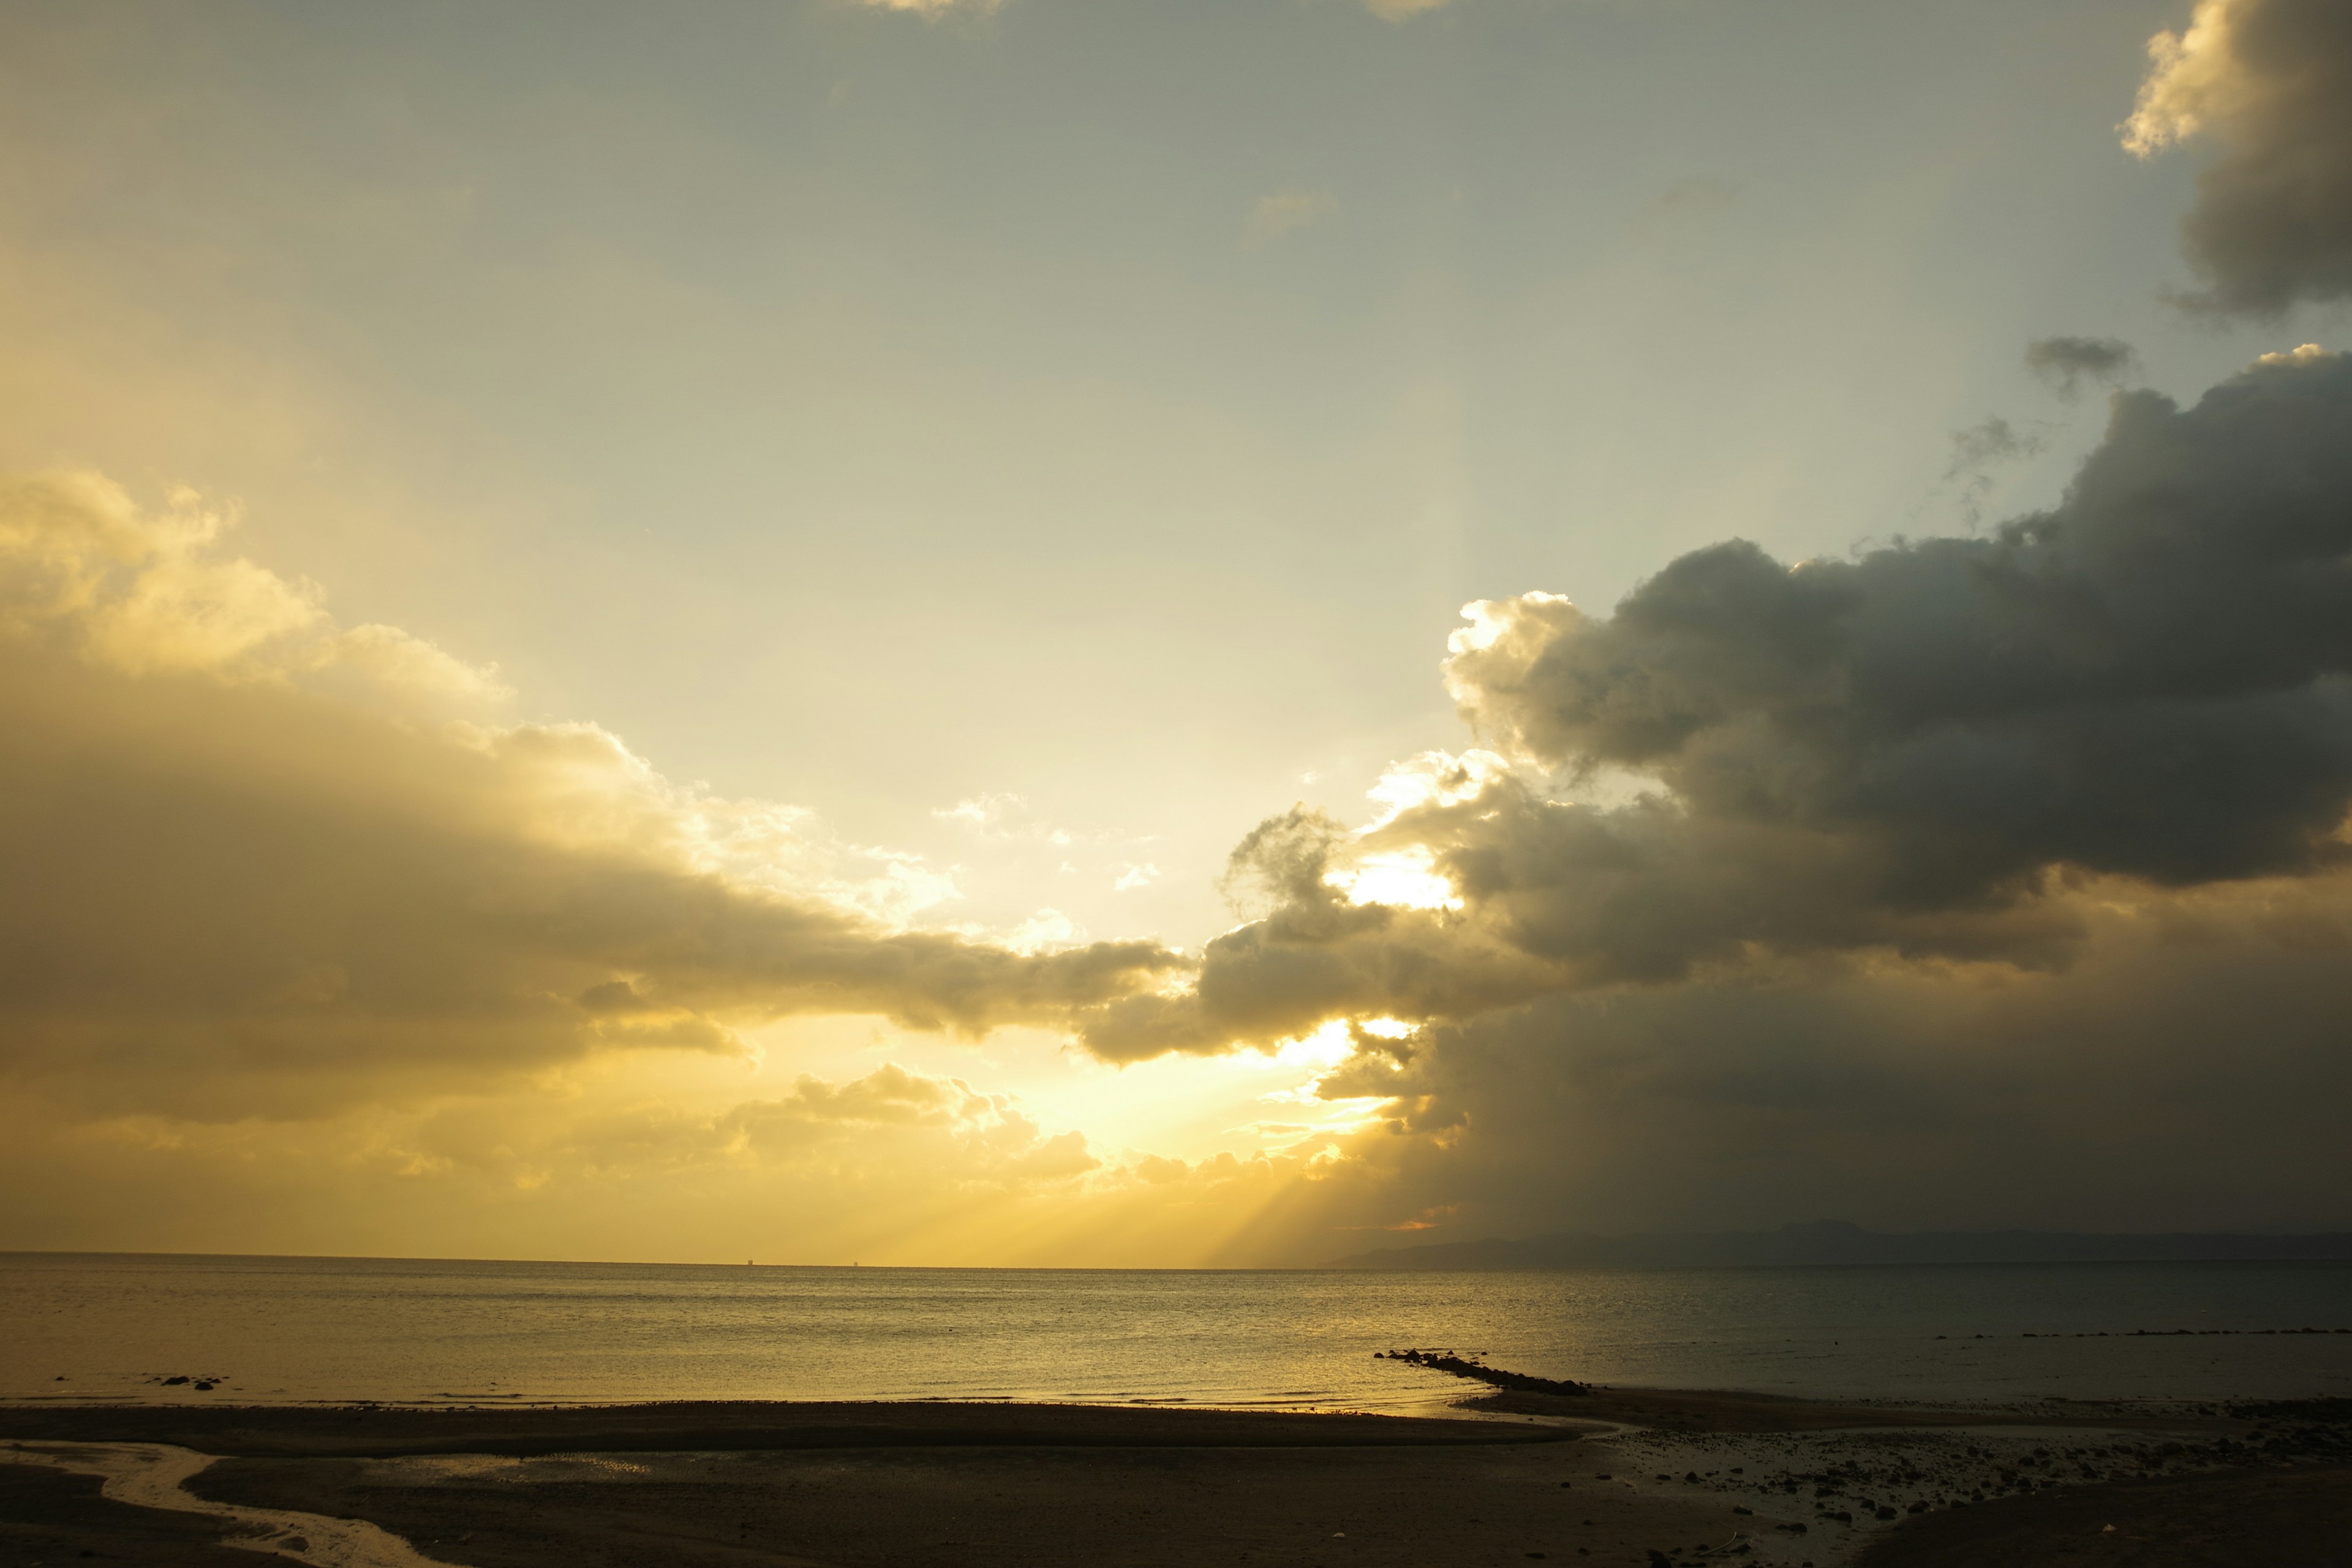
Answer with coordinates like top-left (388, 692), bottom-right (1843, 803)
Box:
top-left (6, 1253), bottom-right (2350, 1412)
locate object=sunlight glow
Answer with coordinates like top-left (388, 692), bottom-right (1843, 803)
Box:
top-left (1362, 748), bottom-right (1512, 826)
top-left (1270, 1019), bottom-right (1362, 1071)
top-left (1329, 847), bottom-right (1461, 910)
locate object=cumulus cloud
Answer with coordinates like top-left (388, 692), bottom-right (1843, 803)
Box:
top-left (1080, 346), bottom-right (2352, 1072)
top-left (0, 472), bottom-right (1185, 1121)
top-left (721, 1064), bottom-right (1100, 1185)
top-left (2124, 0), bottom-right (2352, 314)
top-left (1058, 345), bottom-right (2352, 1242)
top-left (2024, 336), bottom-right (2141, 400)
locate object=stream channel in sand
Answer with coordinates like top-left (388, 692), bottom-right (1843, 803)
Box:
top-left (0, 1440), bottom-right (453, 1567)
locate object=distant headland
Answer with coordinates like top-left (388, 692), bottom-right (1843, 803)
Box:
top-left (1319, 1218), bottom-right (2352, 1270)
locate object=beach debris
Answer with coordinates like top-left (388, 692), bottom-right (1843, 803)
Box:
top-left (1374, 1348), bottom-right (1589, 1397)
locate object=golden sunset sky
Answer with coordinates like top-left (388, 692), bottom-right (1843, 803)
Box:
top-left (4, 0), bottom-right (2350, 1265)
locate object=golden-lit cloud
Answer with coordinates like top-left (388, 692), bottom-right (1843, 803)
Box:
top-left (2123, 0), bottom-right (2352, 313)
top-left (0, 471), bottom-right (1186, 1125)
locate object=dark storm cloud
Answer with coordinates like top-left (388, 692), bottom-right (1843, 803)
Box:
top-left (2023, 336), bottom-right (2141, 399)
top-left (1082, 345), bottom-right (2352, 1065)
top-left (2125, 0), bottom-right (2352, 315)
top-left (1458, 345), bottom-right (2352, 894)
top-left (1310, 888), bottom-right (2352, 1237)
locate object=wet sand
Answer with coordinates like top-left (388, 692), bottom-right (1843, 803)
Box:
top-left (1855, 1463), bottom-right (2352, 1566)
top-left (0, 1462), bottom-right (257, 1566)
top-left (0, 1393), bottom-right (2343, 1568)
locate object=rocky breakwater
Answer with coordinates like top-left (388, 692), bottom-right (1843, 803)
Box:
top-left (1377, 1349), bottom-right (1590, 1398)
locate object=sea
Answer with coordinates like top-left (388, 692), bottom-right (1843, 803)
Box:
top-left (6, 1253), bottom-right (2351, 1413)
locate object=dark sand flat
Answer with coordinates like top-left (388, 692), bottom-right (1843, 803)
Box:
top-left (0, 1463), bottom-right (255, 1566)
top-left (193, 1442), bottom-right (1738, 1568)
top-left (1855, 1463), bottom-right (2352, 1566)
top-left (0, 1400), bottom-right (1584, 1459)
top-left (0, 1385), bottom-right (2241, 1457)
top-left (3, 1395), bottom-right (2346, 1568)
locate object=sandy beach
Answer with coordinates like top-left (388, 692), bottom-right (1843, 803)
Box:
top-left (4, 1391), bottom-right (2346, 1568)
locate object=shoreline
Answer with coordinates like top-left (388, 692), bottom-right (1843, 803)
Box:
top-left (2, 1392), bottom-right (2345, 1567)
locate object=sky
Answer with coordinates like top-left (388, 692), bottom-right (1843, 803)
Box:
top-left (2, 0), bottom-right (2350, 1265)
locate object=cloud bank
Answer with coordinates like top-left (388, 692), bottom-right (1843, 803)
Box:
top-left (2125, 0), bottom-right (2352, 314)
top-left (0, 472), bottom-right (1185, 1122)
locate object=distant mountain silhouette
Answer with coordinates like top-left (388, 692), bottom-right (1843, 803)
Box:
top-left (1319, 1219), bottom-right (2352, 1270)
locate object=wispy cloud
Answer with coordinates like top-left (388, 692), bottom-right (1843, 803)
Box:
top-left (1246, 189), bottom-right (1338, 244)
top-left (2024, 334), bottom-right (2141, 400)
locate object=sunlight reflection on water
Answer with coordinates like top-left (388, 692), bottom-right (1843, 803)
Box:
top-left (6, 1253), bottom-right (2350, 1409)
